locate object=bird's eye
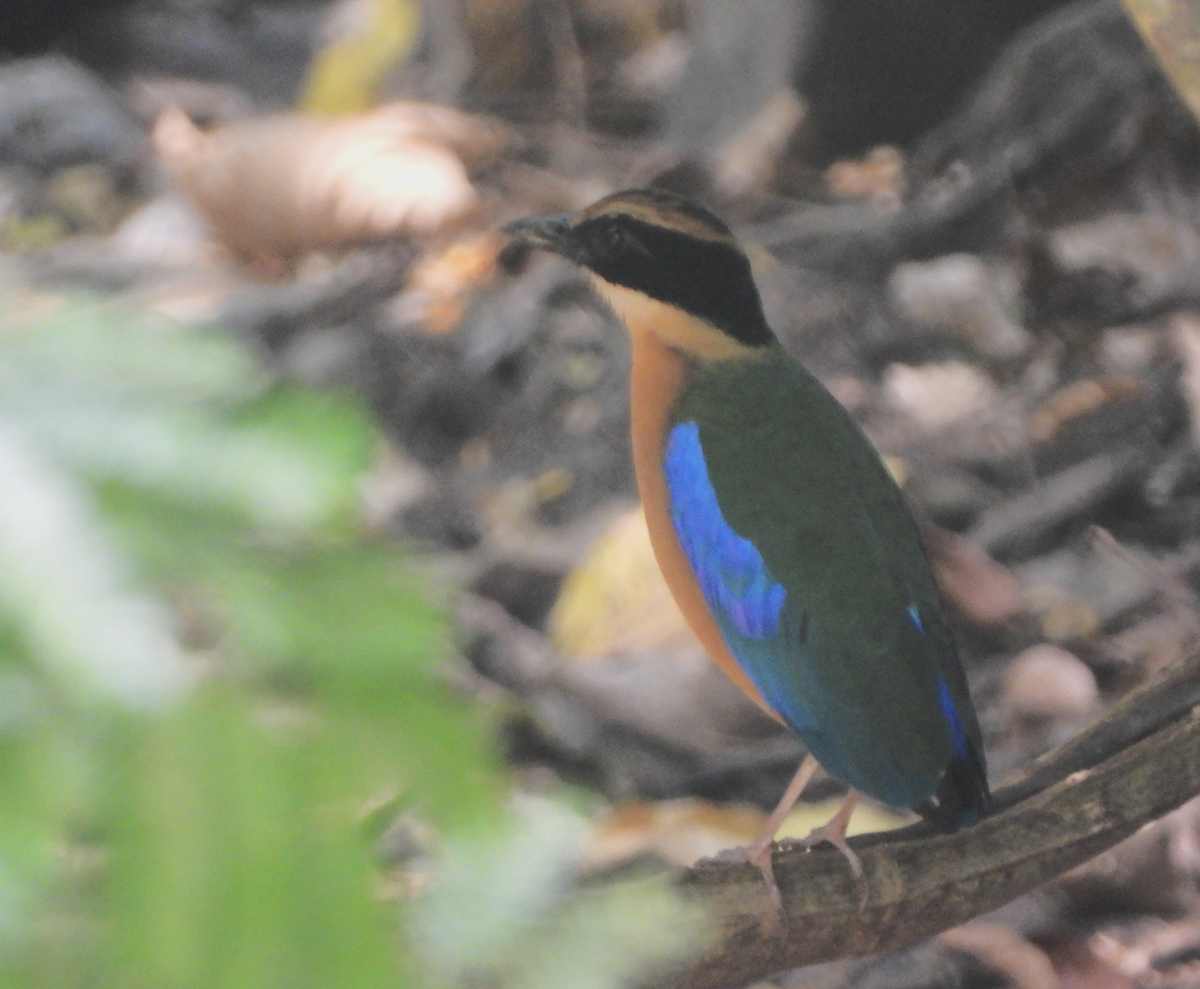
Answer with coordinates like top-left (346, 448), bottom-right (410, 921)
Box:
top-left (602, 224), bottom-right (627, 255)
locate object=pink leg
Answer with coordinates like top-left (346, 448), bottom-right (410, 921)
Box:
top-left (801, 790), bottom-right (868, 907)
top-left (743, 753), bottom-right (819, 915)
top-left (801, 790), bottom-right (862, 873)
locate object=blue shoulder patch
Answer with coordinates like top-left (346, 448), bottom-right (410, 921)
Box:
top-left (663, 421), bottom-right (786, 639)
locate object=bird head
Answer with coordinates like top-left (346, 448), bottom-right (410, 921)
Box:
top-left (504, 189), bottom-right (774, 359)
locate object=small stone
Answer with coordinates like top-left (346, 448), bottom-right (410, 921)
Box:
top-left (110, 194), bottom-right (221, 268)
top-left (1003, 644), bottom-right (1099, 722)
top-left (1049, 213), bottom-right (1200, 305)
top-left (889, 254), bottom-right (1032, 363)
top-left (882, 361), bottom-right (999, 433)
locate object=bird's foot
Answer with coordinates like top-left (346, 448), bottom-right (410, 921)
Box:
top-left (742, 836), bottom-right (787, 931)
top-left (799, 792), bottom-right (869, 910)
top-left (799, 820), bottom-right (863, 876)
top-left (733, 754), bottom-right (821, 930)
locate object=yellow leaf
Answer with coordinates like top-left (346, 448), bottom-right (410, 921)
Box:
top-left (777, 797), bottom-right (913, 843)
top-left (301, 0), bottom-right (422, 115)
top-left (549, 506), bottom-right (695, 661)
top-left (584, 796), bottom-right (912, 872)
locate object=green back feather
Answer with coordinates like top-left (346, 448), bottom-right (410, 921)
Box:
top-left (671, 344), bottom-right (983, 791)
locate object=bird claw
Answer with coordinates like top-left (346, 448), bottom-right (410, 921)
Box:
top-left (799, 821), bottom-right (863, 876)
top-left (800, 821), bottom-right (870, 911)
top-left (741, 839), bottom-right (788, 932)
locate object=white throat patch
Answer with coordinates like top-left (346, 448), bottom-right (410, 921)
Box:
top-left (590, 277), bottom-right (754, 361)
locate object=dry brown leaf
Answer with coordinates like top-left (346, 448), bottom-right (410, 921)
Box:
top-left (400, 231), bottom-right (505, 335)
top-left (1101, 609), bottom-right (1200, 678)
top-left (922, 521), bottom-right (1026, 626)
top-left (1026, 582), bottom-right (1101, 642)
top-left (1121, 0), bottom-right (1200, 122)
top-left (153, 101), bottom-right (510, 261)
top-left (584, 799), bottom-right (766, 872)
top-left (711, 87), bottom-right (806, 197)
top-left (826, 144), bottom-right (905, 204)
top-left (1043, 934), bottom-right (1137, 989)
top-left (460, 0), bottom-right (545, 94)
top-left (1172, 313), bottom-right (1200, 444)
top-left (940, 924), bottom-right (1061, 989)
top-left (1027, 375), bottom-right (1147, 445)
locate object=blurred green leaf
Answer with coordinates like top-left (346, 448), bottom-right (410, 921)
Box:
top-left (0, 289), bottom-right (503, 988)
top-left (415, 801), bottom-right (709, 989)
top-left (0, 299), bottom-right (368, 529)
top-left (0, 296), bottom-right (265, 405)
top-left (108, 687), bottom-right (409, 989)
top-left (0, 284), bottom-right (705, 989)
top-left (0, 418), bottom-right (186, 711)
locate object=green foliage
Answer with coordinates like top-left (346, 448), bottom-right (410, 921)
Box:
top-left (415, 802), bottom-right (708, 989)
top-left (0, 284), bottom-right (704, 989)
top-left (108, 688), bottom-right (411, 989)
top-left (0, 289), bottom-right (499, 988)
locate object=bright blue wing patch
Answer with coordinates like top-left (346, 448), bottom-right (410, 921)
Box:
top-left (663, 421), bottom-right (786, 639)
top-left (663, 420), bottom-right (958, 809)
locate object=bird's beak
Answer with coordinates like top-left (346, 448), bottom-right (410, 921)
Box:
top-left (501, 213), bottom-right (575, 257)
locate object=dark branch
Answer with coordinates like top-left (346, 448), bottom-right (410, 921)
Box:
top-left (643, 648), bottom-right (1200, 989)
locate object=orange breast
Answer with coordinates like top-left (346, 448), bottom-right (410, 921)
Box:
top-left (628, 326), bottom-right (782, 723)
